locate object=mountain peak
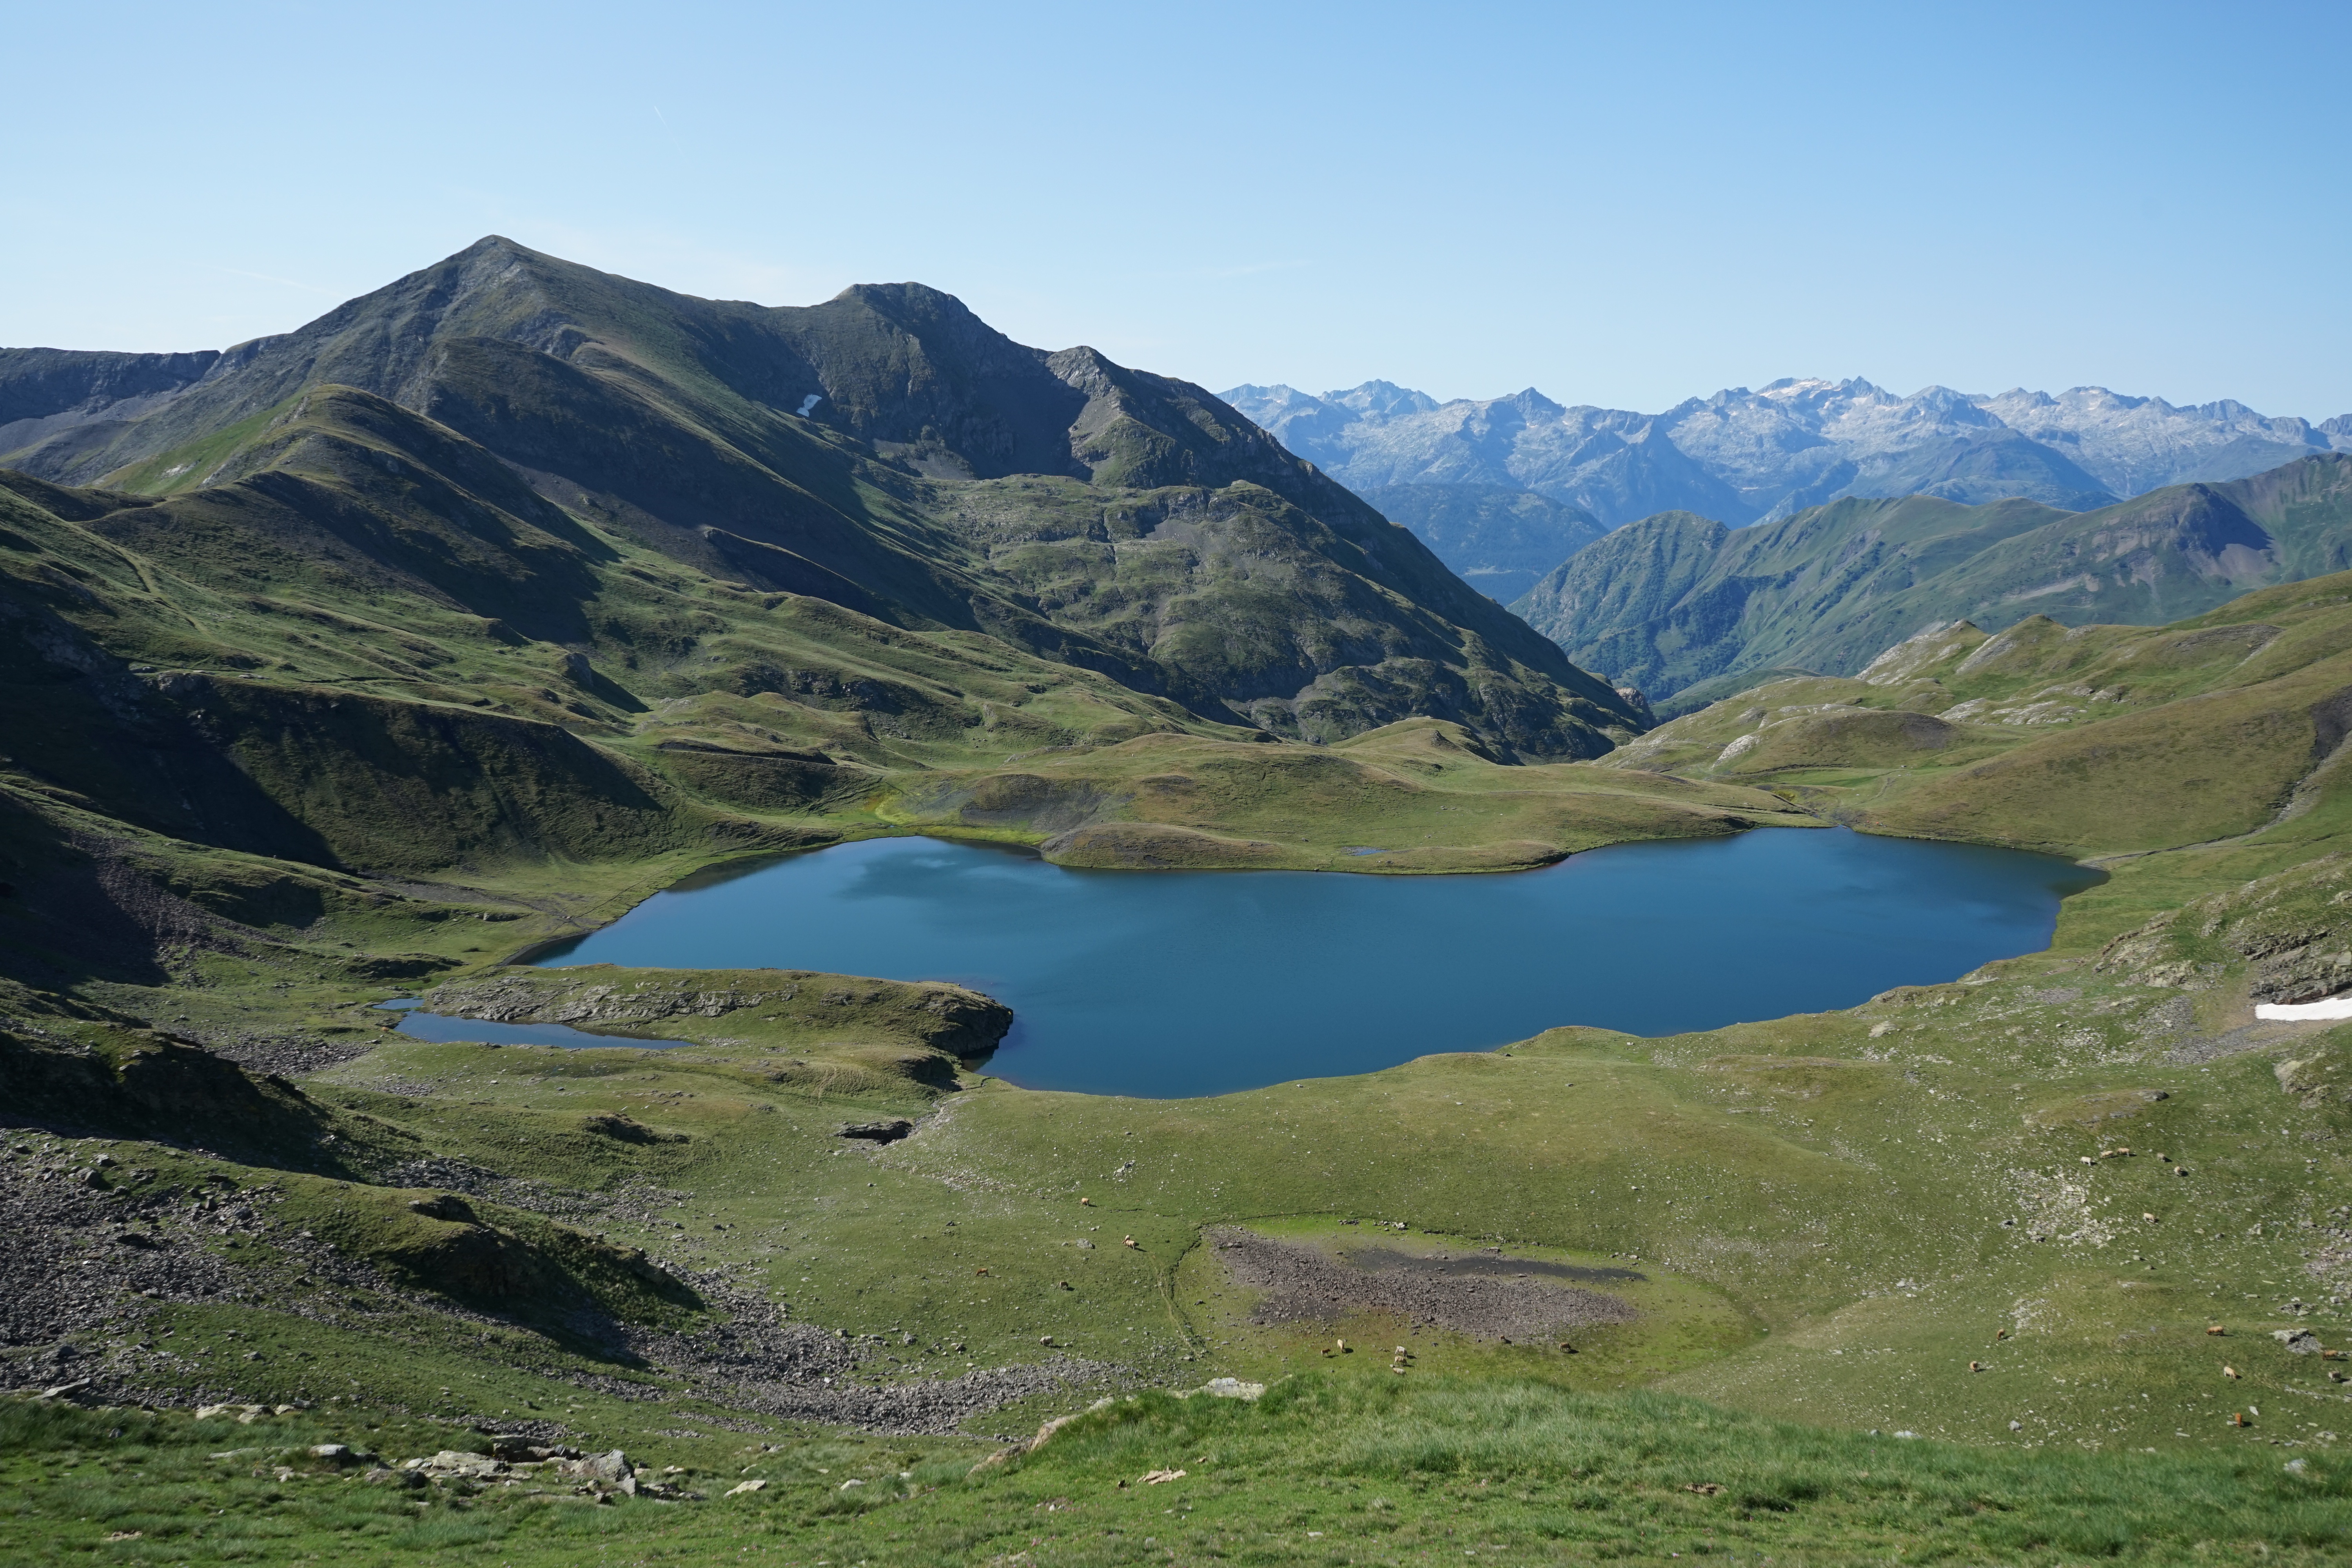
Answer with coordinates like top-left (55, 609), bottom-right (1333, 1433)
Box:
top-left (0, 241), bottom-right (1639, 758)
top-left (456, 232), bottom-right (534, 260)
top-left (1906, 385), bottom-right (1999, 423)
top-left (1227, 371), bottom-right (2348, 528)
top-left (1326, 381), bottom-right (1439, 419)
top-left (828, 279), bottom-right (980, 320)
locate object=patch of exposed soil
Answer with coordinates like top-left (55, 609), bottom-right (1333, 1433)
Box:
top-left (1207, 1227), bottom-right (1639, 1342)
top-left (1339, 1249), bottom-right (1644, 1285)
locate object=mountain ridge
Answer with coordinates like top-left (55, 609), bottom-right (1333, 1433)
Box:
top-left (1513, 453), bottom-right (2352, 701)
top-left (0, 236), bottom-right (1639, 758)
top-left (1225, 374), bottom-right (2352, 530)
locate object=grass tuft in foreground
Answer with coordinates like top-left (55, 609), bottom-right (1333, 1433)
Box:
top-left (5, 1378), bottom-right (2347, 1565)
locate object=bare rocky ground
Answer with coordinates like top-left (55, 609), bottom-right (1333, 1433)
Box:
top-left (0, 1126), bottom-right (1128, 1440)
top-left (0, 1137), bottom-right (350, 1407)
top-left (191, 1029), bottom-right (389, 1079)
top-left (642, 1290), bottom-right (1121, 1434)
top-left (1206, 1226), bottom-right (1640, 1342)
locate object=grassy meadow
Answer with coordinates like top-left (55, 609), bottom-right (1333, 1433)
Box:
top-left (7, 1377), bottom-right (2349, 1566)
top-left (11, 797), bottom-right (2352, 1565)
top-left (12, 368), bottom-right (2352, 1558)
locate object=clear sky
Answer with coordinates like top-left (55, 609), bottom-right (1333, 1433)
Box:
top-left (7, 1), bottom-right (2348, 419)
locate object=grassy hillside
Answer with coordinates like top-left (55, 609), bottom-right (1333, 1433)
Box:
top-left (2, 238), bottom-right (1637, 759)
top-left (0, 454), bottom-right (1801, 898)
top-left (1602, 570), bottom-right (2352, 858)
top-left (10, 786), bottom-right (2352, 1559)
top-left (12, 246), bottom-right (2352, 1562)
top-left (1517, 453), bottom-right (2352, 699)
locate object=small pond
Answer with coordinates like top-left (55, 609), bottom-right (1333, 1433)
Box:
top-left (376, 997), bottom-right (691, 1051)
top-left (513, 826), bottom-right (2102, 1099)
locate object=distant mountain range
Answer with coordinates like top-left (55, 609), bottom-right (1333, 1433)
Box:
top-left (1344, 482), bottom-right (1608, 606)
top-left (1222, 377), bottom-right (2352, 545)
top-left (1512, 454), bottom-right (2352, 707)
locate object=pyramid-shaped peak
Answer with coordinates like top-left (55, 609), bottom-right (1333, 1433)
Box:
top-left (1494, 386), bottom-right (1566, 416)
top-left (456, 233), bottom-right (534, 259)
top-left (830, 280), bottom-right (980, 318)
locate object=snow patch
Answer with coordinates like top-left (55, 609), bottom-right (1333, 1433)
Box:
top-left (2256, 997), bottom-right (2352, 1021)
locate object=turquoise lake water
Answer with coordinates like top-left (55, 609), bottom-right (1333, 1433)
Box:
top-left (498, 827), bottom-right (2102, 1099)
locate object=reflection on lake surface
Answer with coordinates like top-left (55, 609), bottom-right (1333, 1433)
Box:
top-left (529, 827), bottom-right (2101, 1099)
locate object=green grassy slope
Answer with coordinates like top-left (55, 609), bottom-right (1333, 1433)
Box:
top-left (1516, 453), bottom-right (2352, 699)
top-left (2, 238), bottom-right (1638, 758)
top-left (0, 368), bottom-right (1801, 916)
top-left (0, 483), bottom-right (1797, 892)
top-left (5, 707), bottom-right (2352, 1560)
top-left (4, 1379), bottom-right (2345, 1566)
top-left (15, 248), bottom-right (2352, 1562)
top-left (10, 824), bottom-right (2352, 1561)
top-left (1603, 569), bottom-right (2352, 858)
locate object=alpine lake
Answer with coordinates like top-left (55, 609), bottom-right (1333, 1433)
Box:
top-left (391, 826), bottom-right (2103, 1098)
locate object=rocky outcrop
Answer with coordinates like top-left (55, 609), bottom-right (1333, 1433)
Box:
top-left (0, 1024), bottom-right (377, 1171)
top-left (2097, 851), bottom-right (2352, 1003)
top-left (580, 1112), bottom-right (684, 1145)
top-left (398, 1444), bottom-right (699, 1498)
top-left (836, 1119), bottom-right (914, 1144)
top-left (423, 964), bottom-right (1013, 1060)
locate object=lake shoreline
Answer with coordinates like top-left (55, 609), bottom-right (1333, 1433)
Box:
top-left (507, 827), bottom-right (2103, 1099)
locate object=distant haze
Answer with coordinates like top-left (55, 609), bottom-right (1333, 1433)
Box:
top-left (1225, 378), bottom-right (2352, 531)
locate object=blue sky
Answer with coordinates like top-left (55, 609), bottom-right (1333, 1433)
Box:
top-left (7, 1), bottom-right (2347, 418)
